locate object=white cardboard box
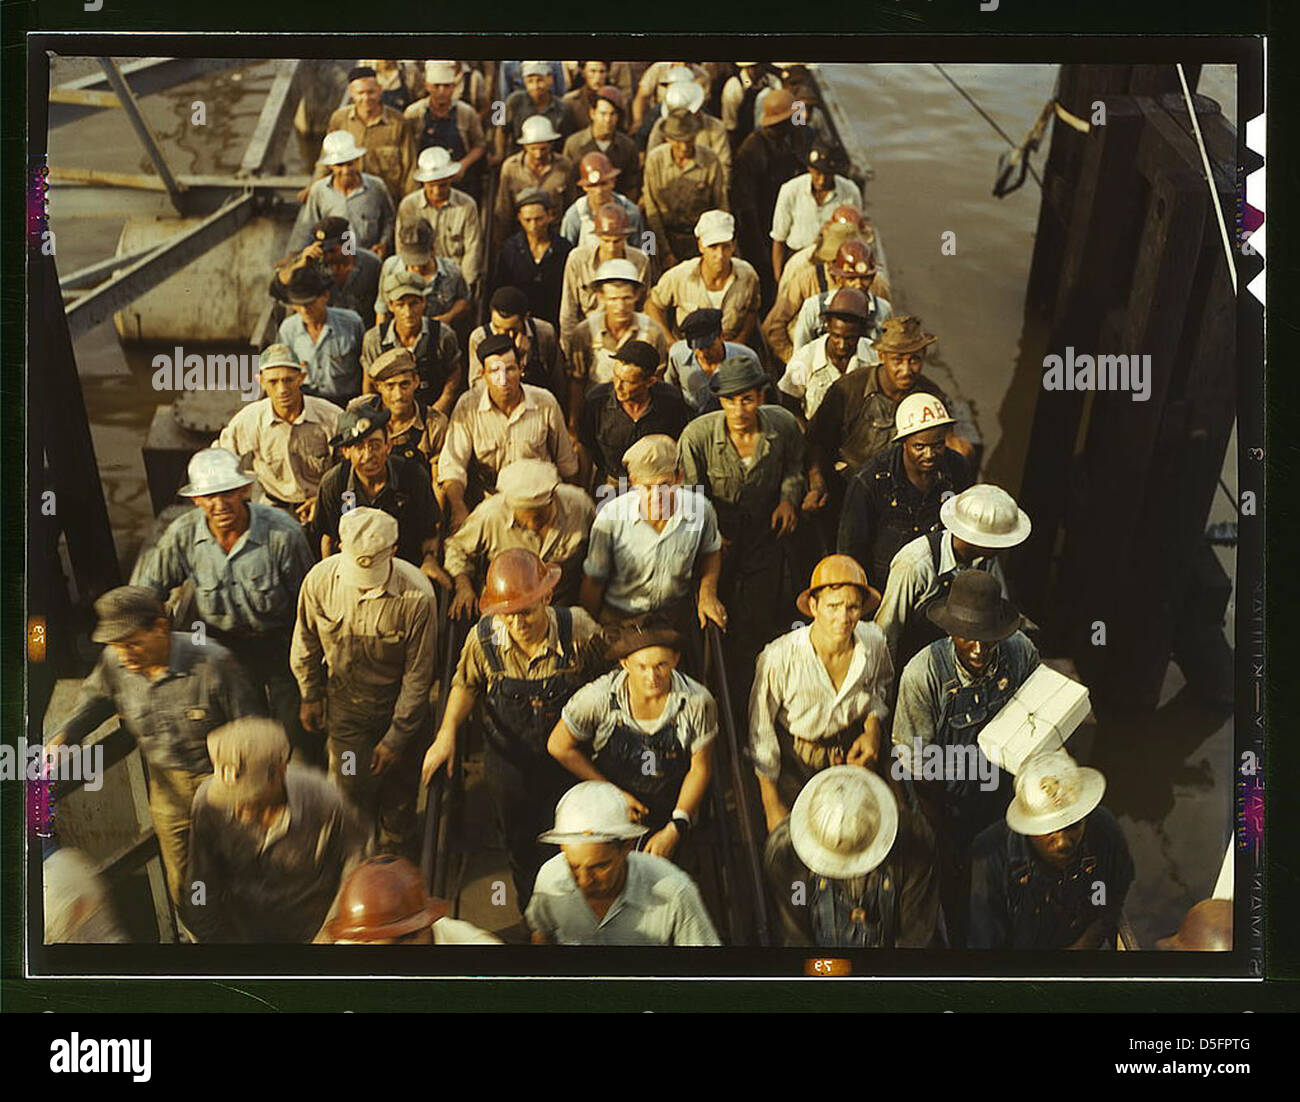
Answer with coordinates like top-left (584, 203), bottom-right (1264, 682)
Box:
top-left (978, 665), bottom-right (1091, 774)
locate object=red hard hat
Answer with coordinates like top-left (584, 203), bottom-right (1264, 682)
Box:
top-left (479, 548), bottom-right (562, 617)
top-left (829, 239), bottom-right (878, 281)
top-left (593, 202), bottom-right (633, 238)
top-left (578, 151), bottom-right (620, 187)
top-left (828, 204), bottom-right (867, 231)
top-left (324, 855), bottom-right (447, 941)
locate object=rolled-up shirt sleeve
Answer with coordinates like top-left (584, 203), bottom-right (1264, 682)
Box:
top-left (747, 643), bottom-right (783, 780)
top-left (862, 625), bottom-right (894, 726)
top-left (559, 677), bottom-right (606, 743)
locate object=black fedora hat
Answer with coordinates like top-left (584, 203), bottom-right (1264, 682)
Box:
top-left (926, 569), bottom-right (1021, 642)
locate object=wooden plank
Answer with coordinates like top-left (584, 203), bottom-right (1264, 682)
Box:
top-left (48, 87), bottom-right (120, 108)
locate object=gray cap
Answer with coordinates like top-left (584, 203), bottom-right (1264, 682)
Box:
top-left (91, 586), bottom-right (167, 644)
top-left (206, 719), bottom-right (291, 809)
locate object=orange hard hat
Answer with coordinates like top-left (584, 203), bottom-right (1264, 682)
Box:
top-left (829, 239), bottom-right (878, 281)
top-left (578, 151), bottom-right (620, 187)
top-left (828, 204), bottom-right (867, 230)
top-left (479, 547), bottom-right (562, 617)
top-left (593, 202), bottom-right (633, 238)
top-left (325, 855), bottom-right (447, 941)
top-left (797, 554), bottom-right (881, 618)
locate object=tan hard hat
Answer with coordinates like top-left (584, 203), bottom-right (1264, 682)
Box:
top-left (325, 855), bottom-right (447, 941)
top-left (796, 554), bottom-right (881, 618)
top-left (479, 547), bottom-right (561, 617)
top-left (1156, 898), bottom-right (1233, 952)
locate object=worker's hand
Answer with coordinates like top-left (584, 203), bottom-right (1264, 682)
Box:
top-left (449, 577), bottom-right (479, 621)
top-left (763, 800), bottom-right (790, 835)
top-left (421, 558), bottom-right (454, 591)
top-left (294, 496), bottom-right (318, 526)
top-left (847, 727), bottom-right (881, 770)
top-left (373, 241), bottom-right (389, 260)
top-left (620, 789), bottom-right (650, 823)
top-left (770, 500), bottom-right (799, 537)
top-left (299, 699), bottom-right (326, 734)
top-left (643, 824), bottom-right (680, 860)
top-left (697, 591), bottom-right (728, 632)
top-left (421, 733), bottom-right (456, 785)
top-left (449, 500), bottom-right (470, 532)
top-left (801, 484), bottom-right (828, 513)
top-left (295, 185), bottom-right (311, 203)
top-left (300, 242), bottom-right (325, 264)
top-left (370, 741), bottom-right (399, 776)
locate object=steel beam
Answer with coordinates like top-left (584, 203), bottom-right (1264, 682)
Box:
top-left (239, 59), bottom-right (303, 178)
top-left (50, 166), bottom-right (311, 193)
top-left (65, 192), bottom-right (255, 342)
top-left (49, 57), bottom-right (246, 128)
top-left (59, 243), bottom-right (163, 290)
top-left (48, 87), bottom-right (120, 108)
top-left (98, 57), bottom-right (187, 215)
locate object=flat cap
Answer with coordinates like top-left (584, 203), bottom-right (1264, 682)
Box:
top-left (680, 307), bottom-right (723, 350)
top-left (91, 586), bottom-right (167, 644)
top-left (514, 186), bottom-right (553, 213)
top-left (396, 220), bottom-right (433, 266)
top-left (497, 459), bottom-right (560, 509)
top-left (258, 343), bottom-right (303, 373)
top-left (367, 346), bottom-right (419, 382)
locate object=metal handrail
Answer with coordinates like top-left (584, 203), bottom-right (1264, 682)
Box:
top-left (702, 623), bottom-right (771, 947)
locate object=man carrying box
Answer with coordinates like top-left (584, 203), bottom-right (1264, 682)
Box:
top-left (891, 569), bottom-right (1039, 947)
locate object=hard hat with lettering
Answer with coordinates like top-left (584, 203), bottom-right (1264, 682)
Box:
top-left (325, 855), bottom-right (447, 941)
top-left (939, 483), bottom-right (1032, 549)
top-left (479, 547), bottom-right (562, 616)
top-left (179, 447), bottom-right (255, 497)
top-left (790, 765), bottom-right (899, 878)
top-left (1006, 749), bottom-right (1105, 836)
top-left (797, 553), bottom-right (881, 618)
top-left (829, 239), bottom-right (878, 282)
top-left (538, 781), bottom-right (648, 844)
top-left (893, 393), bottom-right (955, 441)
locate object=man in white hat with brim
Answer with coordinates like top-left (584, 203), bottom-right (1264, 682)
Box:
top-left (397, 145), bottom-right (484, 288)
top-left (525, 781), bottom-right (721, 945)
top-left (874, 481), bottom-right (1031, 672)
top-left (402, 61), bottom-right (487, 188)
top-left (502, 60), bottom-right (578, 160)
top-left (969, 749), bottom-right (1133, 950)
top-left (645, 69), bottom-right (732, 188)
top-left (764, 765), bottom-right (940, 948)
top-left (291, 130), bottom-right (396, 257)
top-left (493, 112), bottom-right (576, 244)
top-left (838, 392), bottom-right (974, 588)
top-left (290, 507), bottom-right (437, 856)
top-left (134, 447), bottom-right (317, 763)
top-left (313, 65), bottom-right (415, 205)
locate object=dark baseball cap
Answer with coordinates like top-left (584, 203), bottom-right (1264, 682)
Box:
top-left (331, 405), bottom-right (392, 449)
top-left (680, 307), bottom-right (723, 350)
top-left (91, 586), bottom-right (167, 644)
top-left (478, 331), bottom-right (518, 364)
top-left (313, 216), bottom-right (352, 249)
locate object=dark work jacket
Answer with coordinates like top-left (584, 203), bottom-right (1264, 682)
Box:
top-left (493, 231), bottom-right (573, 328)
top-left (577, 382), bottom-right (691, 484)
top-left (838, 443), bottom-right (972, 588)
top-left (313, 454), bottom-right (441, 568)
top-left (969, 807), bottom-right (1134, 950)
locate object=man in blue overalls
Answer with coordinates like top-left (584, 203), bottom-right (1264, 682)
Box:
top-left (422, 548), bottom-right (606, 907)
top-left (764, 766), bottom-right (939, 948)
top-left (547, 620), bottom-right (716, 865)
top-left (891, 569), bottom-right (1039, 947)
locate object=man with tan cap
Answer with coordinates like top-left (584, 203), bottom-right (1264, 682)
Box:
top-left (580, 434), bottom-right (726, 632)
top-left (557, 202), bottom-right (653, 345)
top-left (493, 187), bottom-right (573, 327)
top-left (558, 151), bottom-right (645, 249)
top-left (645, 69), bottom-right (732, 188)
top-left (347, 348), bottom-right (448, 479)
top-left (373, 219), bottom-right (469, 334)
top-left (642, 110), bottom-right (728, 269)
top-left (749, 555), bottom-right (892, 831)
top-left (646, 209), bottom-right (760, 347)
top-left (874, 482), bottom-right (1030, 671)
top-left (494, 114), bottom-right (575, 244)
top-left (423, 549), bottom-right (604, 905)
top-left (443, 459), bottom-right (596, 618)
top-left (291, 130), bottom-right (396, 256)
top-left (134, 447), bottom-right (316, 763)
top-left (185, 718), bottom-right (368, 942)
top-left (770, 139), bottom-right (862, 280)
top-left (502, 60), bottom-right (578, 159)
top-left (778, 286), bottom-right (879, 423)
top-left (45, 587), bottom-right (263, 905)
top-left (563, 259), bottom-right (670, 416)
top-left (892, 570), bottom-right (1040, 945)
top-left (404, 61), bottom-right (487, 182)
top-left (217, 343), bottom-right (342, 523)
top-left (561, 84), bottom-right (640, 200)
top-left (316, 66), bottom-right (416, 204)
top-left (439, 333), bottom-right (578, 529)
top-left (525, 781), bottom-right (721, 945)
top-left (291, 507), bottom-right (437, 855)
top-left (361, 265), bottom-right (463, 419)
top-left (788, 240), bottom-right (893, 355)
top-left (970, 749), bottom-right (1133, 950)
top-left (397, 145), bottom-right (484, 287)
top-left (764, 765), bottom-right (939, 948)
top-left (838, 393), bottom-right (973, 588)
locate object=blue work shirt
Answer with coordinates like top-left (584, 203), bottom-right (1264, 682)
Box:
top-left (558, 192), bottom-right (645, 249)
top-left (663, 340), bottom-right (761, 414)
top-left (134, 503), bottom-right (315, 635)
top-left (278, 307), bottom-right (366, 402)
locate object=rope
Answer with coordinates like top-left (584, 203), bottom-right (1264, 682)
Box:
top-left (931, 63), bottom-right (1043, 188)
top-left (1176, 63), bottom-right (1238, 294)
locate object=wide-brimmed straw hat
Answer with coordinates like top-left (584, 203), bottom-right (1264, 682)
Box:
top-left (1005, 749), bottom-right (1106, 836)
top-left (790, 766), bottom-right (899, 879)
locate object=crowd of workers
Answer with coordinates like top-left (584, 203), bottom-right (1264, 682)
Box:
top-left (42, 59), bottom-right (1230, 956)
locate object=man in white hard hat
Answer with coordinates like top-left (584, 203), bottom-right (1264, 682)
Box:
top-left (502, 60), bottom-right (578, 159)
top-left (525, 781), bottom-right (721, 945)
top-left (397, 145), bottom-right (484, 287)
top-left (494, 113), bottom-right (576, 244)
top-left (838, 393), bottom-right (973, 589)
top-left (644, 69), bottom-right (732, 188)
top-left (290, 507), bottom-right (437, 856)
top-left (873, 482), bottom-right (1031, 672)
top-left (969, 749), bottom-right (1133, 950)
top-left (764, 765), bottom-right (939, 948)
top-left (133, 447), bottom-right (317, 763)
top-left (317, 65), bottom-right (416, 205)
top-left (291, 130), bottom-right (396, 257)
top-left (403, 61), bottom-right (487, 185)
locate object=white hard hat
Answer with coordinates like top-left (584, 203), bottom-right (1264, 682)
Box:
top-left (1005, 749), bottom-right (1106, 836)
top-left (519, 114), bottom-right (562, 145)
top-left (789, 766), bottom-right (898, 879)
top-left (180, 448), bottom-right (255, 497)
top-left (591, 257), bottom-right (643, 287)
top-left (660, 74), bottom-right (705, 117)
top-left (893, 393), bottom-right (955, 441)
top-left (538, 781), bottom-right (648, 844)
top-left (319, 130), bottom-right (366, 166)
top-left (414, 145), bottom-right (461, 182)
top-left (940, 483), bottom-right (1032, 549)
